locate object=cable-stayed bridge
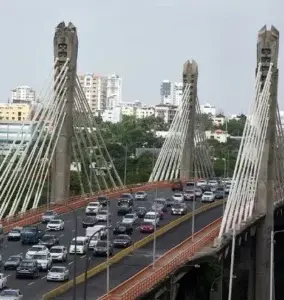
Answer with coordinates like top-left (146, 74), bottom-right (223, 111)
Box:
top-left (1, 22), bottom-right (283, 300)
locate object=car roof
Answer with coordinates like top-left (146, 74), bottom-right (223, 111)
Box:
top-left (51, 245), bottom-right (65, 249)
top-left (33, 251), bottom-right (48, 255)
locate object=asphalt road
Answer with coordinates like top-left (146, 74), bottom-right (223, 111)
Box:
top-left (58, 205), bottom-right (223, 300)
top-left (0, 187), bottom-right (220, 300)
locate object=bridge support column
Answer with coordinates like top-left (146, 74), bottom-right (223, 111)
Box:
top-left (254, 26), bottom-right (279, 300)
top-left (180, 60), bottom-right (198, 182)
top-left (51, 22), bottom-right (78, 203)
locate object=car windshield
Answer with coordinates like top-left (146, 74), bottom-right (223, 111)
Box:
top-left (22, 227), bottom-right (37, 233)
top-left (11, 229), bottom-right (21, 233)
top-left (8, 256), bottom-right (20, 261)
top-left (142, 222), bottom-right (153, 226)
top-left (33, 254), bottom-right (47, 260)
top-left (155, 200), bottom-right (165, 205)
top-left (50, 267), bottom-right (64, 273)
top-left (145, 214), bottom-right (155, 219)
top-left (21, 261), bottom-right (34, 267)
top-left (50, 248), bottom-right (63, 253)
top-left (84, 217), bottom-right (95, 222)
top-left (71, 240), bottom-right (84, 245)
top-left (89, 202), bottom-right (99, 207)
top-left (116, 235), bottom-right (129, 240)
top-left (136, 192), bottom-right (145, 195)
top-left (204, 192), bottom-right (212, 195)
top-left (137, 207), bottom-right (145, 210)
top-left (185, 190), bottom-right (194, 193)
top-left (124, 214), bottom-right (134, 219)
top-left (30, 246), bottom-right (44, 251)
top-left (98, 196), bottom-right (107, 201)
top-left (0, 290), bottom-right (18, 296)
top-left (121, 194), bottom-right (131, 198)
top-left (49, 220), bottom-right (60, 224)
top-left (172, 204), bottom-right (183, 209)
top-left (96, 241), bottom-right (107, 247)
top-left (44, 211), bottom-right (54, 216)
top-left (41, 235), bottom-right (53, 241)
top-left (98, 211), bottom-right (107, 215)
top-left (174, 194), bottom-right (182, 197)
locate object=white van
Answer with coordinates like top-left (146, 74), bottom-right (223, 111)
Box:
top-left (143, 212), bottom-right (160, 226)
top-left (69, 236), bottom-right (88, 255)
top-left (85, 225), bottom-right (107, 249)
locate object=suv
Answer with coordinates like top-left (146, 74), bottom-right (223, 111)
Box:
top-left (118, 194), bottom-right (134, 206)
top-left (97, 196), bottom-right (108, 207)
top-left (42, 210), bottom-right (58, 223)
top-left (117, 203), bottom-right (132, 216)
top-left (32, 252), bottom-right (52, 271)
top-left (171, 180), bottom-right (183, 191)
top-left (85, 202), bottom-right (101, 215)
top-left (16, 260), bottom-right (39, 279)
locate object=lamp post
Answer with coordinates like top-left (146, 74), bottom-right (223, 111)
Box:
top-left (106, 199), bottom-right (111, 296)
top-left (152, 188), bottom-right (158, 268)
top-left (210, 274), bottom-right (236, 300)
top-left (270, 229), bottom-right (284, 300)
top-left (123, 145), bottom-right (127, 186)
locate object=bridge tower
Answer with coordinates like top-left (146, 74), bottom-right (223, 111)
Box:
top-left (51, 22), bottom-right (78, 203)
top-left (180, 60), bottom-right (198, 181)
top-left (254, 25), bottom-right (279, 300)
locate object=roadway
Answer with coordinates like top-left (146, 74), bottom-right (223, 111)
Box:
top-left (0, 187), bottom-right (221, 300)
top-left (56, 205), bottom-right (223, 300)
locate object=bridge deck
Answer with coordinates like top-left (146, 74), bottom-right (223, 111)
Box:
top-left (100, 217), bottom-right (222, 300)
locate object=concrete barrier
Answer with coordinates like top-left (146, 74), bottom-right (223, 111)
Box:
top-left (42, 200), bottom-right (224, 300)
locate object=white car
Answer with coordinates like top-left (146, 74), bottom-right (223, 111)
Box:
top-left (47, 266), bottom-right (69, 282)
top-left (122, 213), bottom-right (139, 225)
top-left (196, 180), bottom-right (207, 187)
top-left (0, 273), bottom-right (7, 289)
top-left (143, 212), bottom-right (160, 226)
top-left (46, 219), bottom-right (64, 231)
top-left (85, 202), bottom-right (101, 215)
top-left (208, 180), bottom-right (218, 187)
top-left (172, 193), bottom-right (184, 202)
top-left (32, 252), bottom-right (52, 271)
top-left (50, 246), bottom-right (67, 262)
top-left (0, 289), bottom-right (23, 300)
top-left (134, 191), bottom-right (147, 200)
top-left (7, 227), bottom-right (22, 241)
top-left (96, 210), bottom-right (111, 222)
top-left (69, 237), bottom-right (88, 255)
top-left (194, 188), bottom-right (203, 197)
top-left (201, 191), bottom-right (215, 203)
top-left (225, 183), bottom-right (231, 194)
top-left (26, 245), bottom-right (49, 259)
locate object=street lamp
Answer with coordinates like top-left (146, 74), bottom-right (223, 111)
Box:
top-left (210, 274), bottom-right (236, 300)
top-left (152, 188), bottom-right (158, 268)
top-left (270, 229), bottom-right (284, 300)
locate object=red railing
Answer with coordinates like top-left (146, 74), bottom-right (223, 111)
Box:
top-left (2, 181), bottom-right (171, 233)
top-left (100, 217), bottom-right (222, 300)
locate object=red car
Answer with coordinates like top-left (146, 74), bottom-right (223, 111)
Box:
top-left (171, 180), bottom-right (183, 191)
top-left (140, 222), bottom-right (155, 233)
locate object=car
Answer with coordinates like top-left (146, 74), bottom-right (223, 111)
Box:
top-left (97, 210), bottom-right (111, 222)
top-left (0, 274), bottom-right (7, 289)
top-left (117, 203), bottom-right (132, 216)
top-left (41, 210), bottom-right (58, 223)
top-left (85, 202), bottom-right (101, 215)
top-left (152, 198), bottom-right (167, 212)
top-left (201, 191), bottom-right (215, 203)
top-left (201, 185), bottom-right (212, 192)
top-left (215, 188), bottom-right (225, 199)
top-left (82, 216), bottom-right (98, 228)
top-left (38, 234), bottom-right (59, 248)
top-left (113, 222), bottom-right (134, 235)
top-left (134, 207), bottom-right (147, 218)
top-left (7, 227), bottom-right (22, 241)
top-left (113, 234), bottom-right (132, 248)
top-left (69, 237), bottom-right (88, 255)
top-left (185, 182), bottom-right (195, 189)
top-left (149, 208), bottom-right (164, 220)
top-left (32, 252), bottom-right (52, 271)
top-left (165, 198), bottom-right (176, 207)
top-left (140, 221), bottom-right (155, 233)
top-left (171, 180), bottom-right (183, 191)
top-left (196, 180), bottom-right (207, 187)
top-left (86, 225), bottom-right (108, 247)
top-left (184, 189), bottom-right (195, 201)
top-left (46, 219), bottom-right (64, 231)
top-left (118, 195), bottom-right (134, 206)
top-left (171, 203), bottom-right (188, 215)
top-left (208, 180), bottom-right (218, 187)
top-left (143, 212), bottom-right (160, 226)
top-left (134, 191), bottom-right (147, 200)
top-left (47, 266), bottom-right (70, 282)
top-left (16, 260), bottom-right (39, 279)
top-left (194, 188), bottom-right (203, 197)
top-left (97, 195), bottom-right (108, 207)
top-left (122, 213), bottom-right (139, 225)
top-left (0, 289), bottom-right (23, 300)
top-left (172, 193), bottom-right (184, 202)
top-left (4, 255), bottom-right (23, 270)
top-left (93, 241), bottom-right (113, 257)
top-left (225, 183), bottom-right (231, 194)
top-left (50, 246), bottom-right (68, 262)
top-left (26, 245), bottom-right (49, 259)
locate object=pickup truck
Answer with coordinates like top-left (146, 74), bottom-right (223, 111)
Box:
top-left (21, 226), bottom-right (44, 244)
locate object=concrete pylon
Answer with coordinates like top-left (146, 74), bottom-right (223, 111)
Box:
top-left (180, 60), bottom-right (198, 182)
top-left (51, 22), bottom-right (78, 203)
top-left (254, 25), bottom-right (279, 300)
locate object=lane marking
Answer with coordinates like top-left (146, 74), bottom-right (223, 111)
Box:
top-left (66, 220), bottom-right (71, 223)
top-left (80, 255), bottom-right (86, 259)
top-left (68, 261), bottom-right (73, 265)
top-left (28, 282), bottom-right (35, 286)
top-left (72, 229), bottom-right (75, 232)
top-left (6, 274), bottom-right (11, 278)
top-left (59, 234), bottom-right (64, 238)
top-left (41, 275), bottom-right (47, 279)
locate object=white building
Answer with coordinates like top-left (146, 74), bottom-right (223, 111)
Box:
top-left (154, 104), bottom-right (177, 124)
top-left (211, 116), bottom-right (226, 127)
top-left (205, 129), bottom-right (229, 143)
top-left (101, 106), bottom-right (122, 123)
top-left (200, 103), bottom-right (216, 116)
top-left (107, 74), bottom-right (122, 108)
top-left (136, 106), bottom-right (155, 119)
top-left (119, 100), bottom-right (142, 108)
top-left (160, 80), bottom-right (173, 104)
top-left (78, 74), bottom-right (107, 113)
top-left (172, 82), bottom-right (183, 106)
top-left (11, 86), bottom-right (36, 105)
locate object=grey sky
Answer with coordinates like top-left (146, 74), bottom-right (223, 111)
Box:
top-left (1, 0), bottom-right (284, 114)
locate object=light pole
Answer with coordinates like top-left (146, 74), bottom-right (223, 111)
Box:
top-left (192, 171), bottom-right (197, 241)
top-left (228, 227), bottom-right (236, 300)
top-left (152, 188), bottom-right (158, 268)
top-left (106, 199), bottom-right (111, 295)
top-left (210, 274), bottom-right (236, 300)
top-left (123, 145), bottom-right (127, 186)
top-left (270, 229), bottom-right (284, 300)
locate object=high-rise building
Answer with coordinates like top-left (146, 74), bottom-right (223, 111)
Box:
top-left (200, 103), bottom-right (216, 115)
top-left (160, 80), bottom-right (173, 104)
top-left (172, 82), bottom-right (183, 106)
top-left (107, 74), bottom-right (122, 108)
top-left (11, 86), bottom-right (36, 105)
top-left (78, 74), bottom-right (107, 113)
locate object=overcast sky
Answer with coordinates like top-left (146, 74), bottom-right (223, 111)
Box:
top-left (1, 0), bottom-right (284, 114)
